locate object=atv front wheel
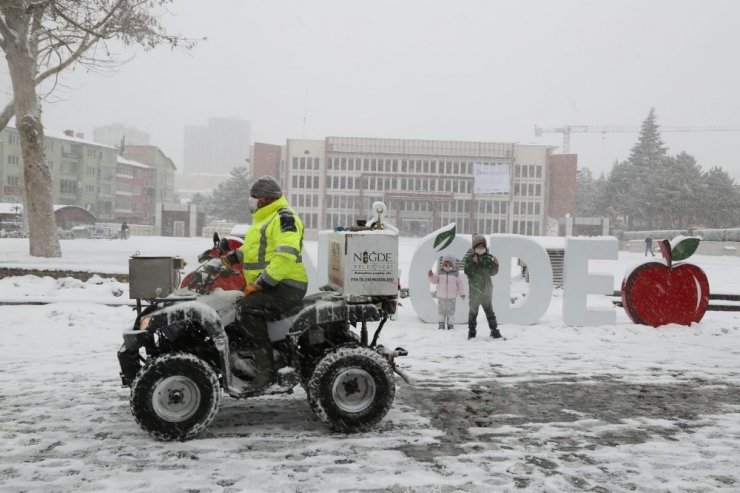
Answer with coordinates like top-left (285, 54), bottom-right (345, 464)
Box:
top-left (130, 352), bottom-right (221, 441)
top-left (307, 346), bottom-right (395, 433)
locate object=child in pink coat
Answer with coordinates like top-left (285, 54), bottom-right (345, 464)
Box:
top-left (428, 254), bottom-right (468, 330)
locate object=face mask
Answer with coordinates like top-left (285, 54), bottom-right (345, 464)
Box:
top-left (475, 247), bottom-right (486, 255)
top-left (248, 197), bottom-right (260, 213)
top-left (442, 264), bottom-right (453, 272)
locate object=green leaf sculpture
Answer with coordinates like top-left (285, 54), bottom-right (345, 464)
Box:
top-left (433, 223), bottom-right (456, 251)
top-left (670, 236), bottom-right (700, 262)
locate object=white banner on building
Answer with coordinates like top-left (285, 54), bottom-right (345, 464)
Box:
top-left (473, 162), bottom-right (510, 194)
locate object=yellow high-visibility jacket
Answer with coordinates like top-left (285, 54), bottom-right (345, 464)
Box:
top-left (241, 196), bottom-right (308, 290)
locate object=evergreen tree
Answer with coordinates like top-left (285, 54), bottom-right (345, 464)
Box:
top-left (664, 152), bottom-right (703, 228)
top-left (603, 159), bottom-right (641, 229)
top-left (700, 167), bottom-right (740, 228)
top-left (209, 167), bottom-right (252, 223)
top-left (603, 108), bottom-right (671, 229)
top-left (189, 192), bottom-right (214, 219)
top-left (628, 107), bottom-right (668, 167)
top-left (575, 167), bottom-right (600, 216)
top-left (600, 108), bottom-right (739, 231)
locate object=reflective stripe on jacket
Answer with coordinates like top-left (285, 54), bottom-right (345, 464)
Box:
top-left (241, 196), bottom-right (308, 290)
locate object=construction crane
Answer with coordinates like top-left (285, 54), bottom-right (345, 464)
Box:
top-left (534, 124), bottom-right (740, 153)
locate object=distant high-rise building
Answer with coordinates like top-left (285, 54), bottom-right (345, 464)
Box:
top-left (93, 123), bottom-right (150, 148)
top-left (183, 118), bottom-right (251, 174)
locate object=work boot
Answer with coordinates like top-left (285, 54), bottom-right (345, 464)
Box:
top-left (229, 351), bottom-right (257, 379)
top-left (249, 345), bottom-right (276, 389)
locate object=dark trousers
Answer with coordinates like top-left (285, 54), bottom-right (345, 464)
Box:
top-left (234, 283), bottom-right (306, 383)
top-left (468, 295), bottom-right (497, 336)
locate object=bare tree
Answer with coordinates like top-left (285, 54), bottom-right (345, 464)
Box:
top-left (0, 0), bottom-right (197, 257)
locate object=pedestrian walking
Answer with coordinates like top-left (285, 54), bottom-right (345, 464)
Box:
top-left (645, 235), bottom-right (655, 256)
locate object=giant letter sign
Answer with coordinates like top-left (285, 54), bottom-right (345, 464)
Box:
top-left (563, 237), bottom-right (618, 326)
top-left (489, 234), bottom-right (553, 325)
top-left (408, 225), bottom-right (619, 326)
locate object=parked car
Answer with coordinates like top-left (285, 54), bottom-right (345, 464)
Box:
top-left (70, 225), bottom-right (113, 239)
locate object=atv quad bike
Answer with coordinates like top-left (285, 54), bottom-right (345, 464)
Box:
top-left (118, 235), bottom-right (409, 441)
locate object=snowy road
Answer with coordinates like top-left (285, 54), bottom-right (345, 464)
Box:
top-left (2, 300), bottom-right (740, 492)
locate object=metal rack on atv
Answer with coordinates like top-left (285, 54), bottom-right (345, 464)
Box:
top-left (117, 245), bottom-right (409, 441)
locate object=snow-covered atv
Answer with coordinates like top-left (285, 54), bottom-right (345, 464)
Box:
top-left (118, 243), bottom-right (408, 441)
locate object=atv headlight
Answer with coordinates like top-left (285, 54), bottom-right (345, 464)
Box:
top-left (139, 315), bottom-right (153, 331)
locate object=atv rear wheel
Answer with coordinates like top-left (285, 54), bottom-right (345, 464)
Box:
top-left (130, 352), bottom-right (221, 441)
top-left (307, 346), bottom-right (395, 433)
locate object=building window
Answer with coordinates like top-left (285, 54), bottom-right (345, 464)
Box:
top-left (60, 179), bottom-right (76, 193)
top-left (293, 157), bottom-right (298, 169)
top-left (7, 155), bottom-right (19, 165)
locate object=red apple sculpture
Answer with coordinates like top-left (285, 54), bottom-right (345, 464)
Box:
top-left (621, 236), bottom-right (709, 327)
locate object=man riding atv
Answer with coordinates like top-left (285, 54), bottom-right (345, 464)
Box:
top-left (120, 189), bottom-right (408, 440)
top-left (221, 175), bottom-right (308, 390)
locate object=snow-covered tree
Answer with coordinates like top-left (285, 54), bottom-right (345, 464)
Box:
top-left (0, 1), bottom-right (197, 257)
top-left (628, 108), bottom-right (668, 168)
top-left (208, 167), bottom-right (252, 223)
top-left (700, 167), bottom-right (740, 228)
top-left (575, 167), bottom-right (603, 217)
top-left (653, 152), bottom-right (703, 228)
top-left (602, 159), bottom-right (642, 229)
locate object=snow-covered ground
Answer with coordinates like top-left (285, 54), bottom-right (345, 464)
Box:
top-left (1, 236), bottom-right (740, 492)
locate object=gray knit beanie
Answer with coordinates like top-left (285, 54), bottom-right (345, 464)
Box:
top-left (472, 234), bottom-right (487, 248)
top-left (250, 176), bottom-right (282, 198)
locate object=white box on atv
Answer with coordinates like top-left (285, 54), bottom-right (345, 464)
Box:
top-left (129, 256), bottom-right (183, 299)
top-left (327, 231), bottom-right (398, 296)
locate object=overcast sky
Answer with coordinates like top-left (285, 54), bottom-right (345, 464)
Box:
top-left (4, 0), bottom-right (740, 179)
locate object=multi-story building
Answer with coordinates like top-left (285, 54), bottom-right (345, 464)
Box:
top-left (252, 136), bottom-right (576, 236)
top-left (93, 123), bottom-right (151, 148)
top-left (0, 127), bottom-right (119, 220)
top-left (115, 156), bottom-right (156, 223)
top-left (0, 127), bottom-right (177, 225)
top-left (183, 117), bottom-right (251, 175)
top-left (122, 145), bottom-right (177, 205)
